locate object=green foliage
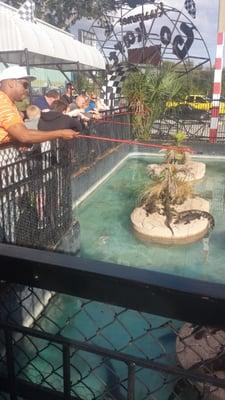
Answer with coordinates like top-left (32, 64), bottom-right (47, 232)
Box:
top-left (15, 97), bottom-right (30, 112)
top-left (75, 73), bottom-right (104, 95)
top-left (4, 0), bottom-right (117, 29)
top-left (171, 131), bottom-right (187, 146)
top-left (161, 61), bottom-right (213, 98)
top-left (122, 67), bottom-right (182, 140)
top-left (76, 75), bottom-right (94, 94)
top-left (189, 67), bottom-right (213, 96)
top-left (122, 70), bottom-right (150, 139)
top-left (164, 131), bottom-right (188, 164)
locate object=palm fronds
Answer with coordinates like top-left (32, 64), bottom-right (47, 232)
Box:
top-left (122, 67), bottom-right (182, 140)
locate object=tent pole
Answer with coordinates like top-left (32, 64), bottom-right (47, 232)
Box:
top-left (56, 65), bottom-right (72, 82)
top-left (24, 48), bottom-right (32, 99)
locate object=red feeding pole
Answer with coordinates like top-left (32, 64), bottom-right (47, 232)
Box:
top-left (78, 134), bottom-right (194, 153)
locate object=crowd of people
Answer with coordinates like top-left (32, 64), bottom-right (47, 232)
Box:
top-left (30, 81), bottom-right (109, 129)
top-left (0, 65), bottom-right (109, 146)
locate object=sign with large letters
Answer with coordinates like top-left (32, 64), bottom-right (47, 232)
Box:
top-left (90, 2), bottom-right (210, 73)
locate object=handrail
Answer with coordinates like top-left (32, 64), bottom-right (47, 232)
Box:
top-left (2, 321), bottom-right (225, 389)
top-left (0, 243), bottom-right (225, 328)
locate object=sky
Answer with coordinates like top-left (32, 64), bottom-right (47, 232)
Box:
top-left (166, 0), bottom-right (219, 62)
top-left (72, 0), bottom-right (220, 66)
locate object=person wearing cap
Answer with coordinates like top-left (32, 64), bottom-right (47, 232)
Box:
top-left (0, 65), bottom-right (79, 145)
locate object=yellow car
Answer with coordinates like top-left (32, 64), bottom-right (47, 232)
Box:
top-left (166, 95), bottom-right (225, 114)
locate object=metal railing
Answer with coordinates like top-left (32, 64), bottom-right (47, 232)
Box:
top-left (151, 115), bottom-right (225, 141)
top-left (0, 140), bottom-right (72, 249)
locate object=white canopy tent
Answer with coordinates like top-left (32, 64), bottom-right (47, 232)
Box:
top-left (0, 2), bottom-right (105, 72)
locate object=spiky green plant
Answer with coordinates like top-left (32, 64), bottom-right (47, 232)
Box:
top-left (171, 131), bottom-right (187, 146)
top-left (122, 67), bottom-right (182, 140)
top-left (164, 131), bottom-right (188, 164)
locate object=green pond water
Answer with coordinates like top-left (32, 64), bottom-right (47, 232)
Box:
top-left (77, 155), bottom-right (225, 284)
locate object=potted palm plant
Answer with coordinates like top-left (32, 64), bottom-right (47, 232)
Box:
top-left (122, 67), bottom-right (182, 140)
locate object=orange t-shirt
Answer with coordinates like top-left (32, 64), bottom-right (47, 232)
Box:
top-left (0, 90), bottom-right (23, 144)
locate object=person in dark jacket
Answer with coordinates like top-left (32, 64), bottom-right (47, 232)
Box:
top-left (32, 89), bottom-right (60, 112)
top-left (61, 82), bottom-right (76, 105)
top-left (38, 99), bottom-right (82, 132)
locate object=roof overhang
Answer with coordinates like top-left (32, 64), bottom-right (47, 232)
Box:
top-left (0, 2), bottom-right (105, 71)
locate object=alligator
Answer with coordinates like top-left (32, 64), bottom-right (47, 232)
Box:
top-left (161, 189), bottom-right (175, 235)
top-left (164, 206), bottom-right (175, 235)
top-left (144, 190), bottom-right (176, 235)
top-left (174, 209), bottom-right (215, 230)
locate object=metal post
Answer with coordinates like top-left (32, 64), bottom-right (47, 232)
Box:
top-left (24, 48), bottom-right (33, 100)
top-left (209, 0), bottom-right (225, 143)
top-left (77, 62), bottom-right (80, 92)
top-left (63, 344), bottom-right (71, 399)
top-left (4, 329), bottom-right (17, 400)
top-left (127, 362), bottom-right (135, 400)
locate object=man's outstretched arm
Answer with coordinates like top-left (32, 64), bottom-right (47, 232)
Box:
top-left (7, 123), bottom-right (79, 144)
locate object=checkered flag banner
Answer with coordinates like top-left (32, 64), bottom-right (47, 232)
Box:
top-left (101, 63), bottom-right (137, 107)
top-left (184, 0), bottom-right (196, 18)
top-left (18, 0), bottom-right (35, 22)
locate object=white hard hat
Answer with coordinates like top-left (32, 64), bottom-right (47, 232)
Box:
top-left (0, 66), bottom-right (36, 82)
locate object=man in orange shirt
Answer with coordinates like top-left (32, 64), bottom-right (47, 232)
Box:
top-left (0, 65), bottom-right (79, 145)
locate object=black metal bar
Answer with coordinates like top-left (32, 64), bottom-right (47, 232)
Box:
top-left (0, 50), bottom-right (103, 70)
top-left (24, 48), bottom-right (30, 75)
top-left (0, 56), bottom-right (9, 67)
top-left (179, 58), bottom-right (210, 76)
top-left (2, 321), bottom-right (225, 390)
top-left (127, 362), bottom-right (135, 400)
top-left (56, 65), bottom-right (75, 81)
top-left (24, 61), bottom-right (75, 66)
top-left (0, 243), bottom-right (225, 328)
top-left (4, 328), bottom-right (17, 400)
top-left (0, 50), bottom-right (24, 54)
top-left (24, 48), bottom-right (33, 100)
top-left (0, 376), bottom-right (79, 400)
top-left (63, 344), bottom-right (71, 399)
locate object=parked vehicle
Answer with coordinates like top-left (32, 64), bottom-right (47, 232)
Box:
top-left (165, 104), bottom-right (210, 121)
top-left (166, 94), bottom-right (225, 114)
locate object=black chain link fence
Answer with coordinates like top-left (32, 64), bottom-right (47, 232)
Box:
top-left (151, 113), bottom-right (225, 142)
top-left (0, 141), bottom-right (72, 249)
top-left (1, 289), bottom-right (225, 399)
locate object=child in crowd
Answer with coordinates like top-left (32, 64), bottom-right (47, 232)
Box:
top-left (25, 105), bottom-right (41, 129)
top-left (85, 93), bottom-right (108, 115)
top-left (85, 93), bottom-right (97, 113)
top-left (67, 95), bottom-right (91, 122)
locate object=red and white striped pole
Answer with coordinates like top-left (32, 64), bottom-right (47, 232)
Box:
top-left (209, 0), bottom-right (225, 143)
